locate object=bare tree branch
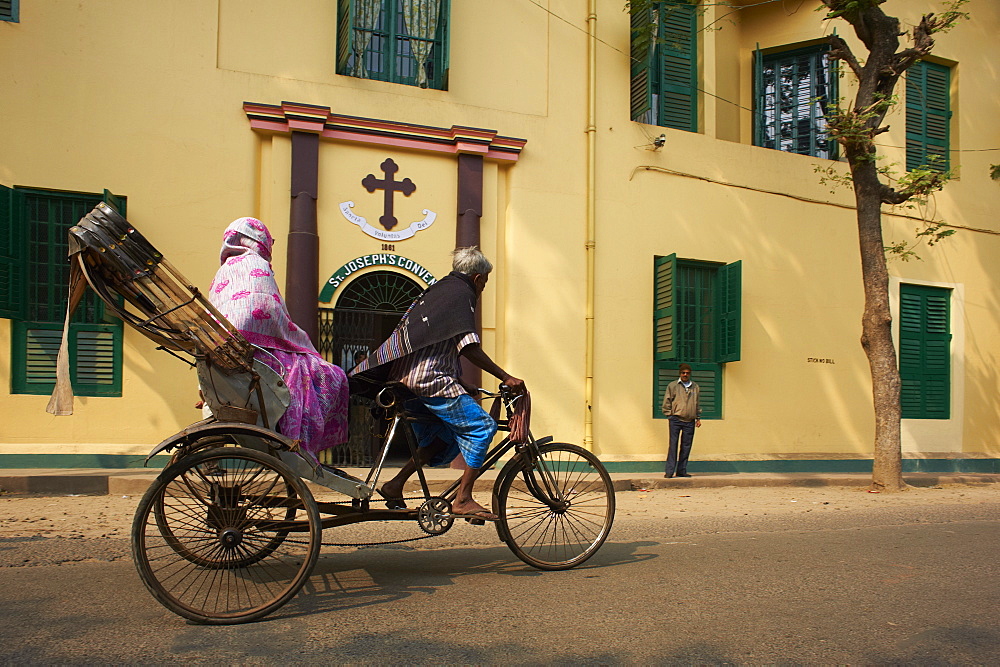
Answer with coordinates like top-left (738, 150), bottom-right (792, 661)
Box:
top-left (891, 14), bottom-right (936, 74)
top-left (880, 185), bottom-right (911, 206)
top-left (827, 34), bottom-right (863, 78)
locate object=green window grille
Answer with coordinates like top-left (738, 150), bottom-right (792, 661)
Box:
top-left (754, 45), bottom-right (837, 159)
top-left (2, 186), bottom-right (124, 396)
top-left (0, 0), bottom-right (18, 22)
top-left (337, 0), bottom-right (451, 90)
top-left (653, 254), bottom-right (741, 418)
top-left (906, 61), bottom-right (951, 172)
top-left (899, 283), bottom-right (951, 419)
top-left (630, 1), bottom-right (698, 132)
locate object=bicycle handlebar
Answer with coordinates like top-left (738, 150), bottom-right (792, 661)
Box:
top-left (477, 385), bottom-right (524, 407)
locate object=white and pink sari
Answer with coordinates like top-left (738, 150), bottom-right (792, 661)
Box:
top-left (209, 217), bottom-right (348, 457)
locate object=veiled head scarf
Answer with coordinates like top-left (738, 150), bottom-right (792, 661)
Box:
top-left (209, 217), bottom-right (318, 356)
top-left (220, 216), bottom-right (274, 263)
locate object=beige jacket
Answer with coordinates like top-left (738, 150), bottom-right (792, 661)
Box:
top-left (661, 380), bottom-right (701, 421)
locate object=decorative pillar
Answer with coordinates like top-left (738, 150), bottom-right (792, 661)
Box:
top-left (286, 131), bottom-right (320, 344)
top-left (457, 153), bottom-right (484, 390)
top-left (456, 153), bottom-right (483, 248)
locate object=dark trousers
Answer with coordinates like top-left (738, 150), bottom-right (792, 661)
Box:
top-left (665, 416), bottom-right (696, 476)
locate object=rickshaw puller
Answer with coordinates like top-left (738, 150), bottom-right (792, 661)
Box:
top-left (350, 247), bottom-right (525, 521)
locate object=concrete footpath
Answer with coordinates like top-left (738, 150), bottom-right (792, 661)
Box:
top-left (1, 466), bottom-right (998, 496)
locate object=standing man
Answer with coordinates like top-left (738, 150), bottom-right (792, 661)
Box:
top-left (661, 363), bottom-right (701, 478)
top-left (349, 247), bottom-right (525, 520)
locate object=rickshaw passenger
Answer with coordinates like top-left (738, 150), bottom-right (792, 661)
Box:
top-left (208, 217), bottom-right (349, 460)
top-left (350, 247), bottom-right (525, 521)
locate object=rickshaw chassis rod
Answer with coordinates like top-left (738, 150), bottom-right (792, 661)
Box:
top-left (189, 432), bottom-right (559, 534)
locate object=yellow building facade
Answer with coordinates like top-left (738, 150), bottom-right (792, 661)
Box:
top-left (1, 0), bottom-right (997, 471)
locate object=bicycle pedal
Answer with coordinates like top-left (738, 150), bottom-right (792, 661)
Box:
top-left (465, 517), bottom-right (486, 526)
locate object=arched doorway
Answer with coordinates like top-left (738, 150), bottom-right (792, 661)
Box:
top-left (318, 270), bottom-right (423, 369)
top-left (317, 270), bottom-right (423, 466)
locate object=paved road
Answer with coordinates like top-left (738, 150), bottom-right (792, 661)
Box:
top-left (2, 499), bottom-right (998, 664)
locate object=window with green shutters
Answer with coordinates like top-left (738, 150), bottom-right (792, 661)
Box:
top-left (754, 45), bottom-right (837, 159)
top-left (630, 1), bottom-right (698, 132)
top-left (337, 0), bottom-right (450, 90)
top-left (653, 254), bottom-right (741, 418)
top-left (906, 61), bottom-right (951, 172)
top-left (0, 0), bottom-right (18, 22)
top-left (899, 283), bottom-right (951, 419)
top-left (0, 186), bottom-right (25, 320)
top-left (2, 186), bottom-right (124, 397)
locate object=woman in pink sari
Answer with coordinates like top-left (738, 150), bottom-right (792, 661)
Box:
top-left (208, 217), bottom-right (348, 460)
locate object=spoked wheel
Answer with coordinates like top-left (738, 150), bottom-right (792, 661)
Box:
top-left (132, 446), bottom-right (321, 624)
top-left (494, 443), bottom-right (615, 571)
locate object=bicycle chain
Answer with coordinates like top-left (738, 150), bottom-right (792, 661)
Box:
top-left (284, 494), bottom-right (443, 548)
top-left (285, 533), bottom-right (436, 548)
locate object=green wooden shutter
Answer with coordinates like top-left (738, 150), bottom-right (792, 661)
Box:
top-left (0, 185), bottom-right (26, 319)
top-left (899, 284), bottom-right (951, 419)
top-left (906, 61), bottom-right (951, 172)
top-left (657, 1), bottom-right (697, 132)
top-left (439, 0), bottom-right (451, 90)
top-left (12, 323), bottom-right (62, 391)
top-left (654, 254), bottom-right (677, 361)
top-left (336, 0), bottom-right (355, 75)
top-left (922, 62), bottom-right (951, 170)
top-left (73, 324), bottom-right (123, 393)
top-left (102, 189), bottom-right (127, 216)
top-left (905, 64), bottom-right (927, 170)
top-left (752, 45), bottom-right (764, 147)
top-left (630, 2), bottom-right (655, 121)
top-left (716, 260), bottom-right (741, 362)
top-left (689, 362), bottom-right (720, 418)
top-left (0, 0), bottom-right (19, 22)
top-left (12, 321), bottom-right (122, 396)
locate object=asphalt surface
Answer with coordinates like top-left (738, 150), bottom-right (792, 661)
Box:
top-left (1, 491), bottom-right (998, 664)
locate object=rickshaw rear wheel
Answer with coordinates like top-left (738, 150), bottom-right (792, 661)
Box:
top-left (132, 446), bottom-right (321, 625)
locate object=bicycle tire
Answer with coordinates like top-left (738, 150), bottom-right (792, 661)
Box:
top-left (132, 446), bottom-right (321, 624)
top-left (494, 442), bottom-right (615, 570)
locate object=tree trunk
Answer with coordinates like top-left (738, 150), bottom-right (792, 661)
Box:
top-left (819, 0), bottom-right (962, 492)
top-left (852, 161), bottom-right (908, 492)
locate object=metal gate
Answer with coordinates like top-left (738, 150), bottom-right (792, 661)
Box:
top-left (317, 270), bottom-right (423, 467)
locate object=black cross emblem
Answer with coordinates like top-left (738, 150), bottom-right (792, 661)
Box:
top-left (362, 158), bottom-right (416, 231)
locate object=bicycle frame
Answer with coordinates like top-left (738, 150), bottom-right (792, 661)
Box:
top-left (363, 385), bottom-right (565, 512)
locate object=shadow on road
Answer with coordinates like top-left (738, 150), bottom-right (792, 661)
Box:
top-left (273, 539), bottom-right (659, 621)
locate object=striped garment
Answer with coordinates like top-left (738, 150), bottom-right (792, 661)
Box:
top-left (348, 272), bottom-right (480, 390)
top-left (389, 332), bottom-right (480, 398)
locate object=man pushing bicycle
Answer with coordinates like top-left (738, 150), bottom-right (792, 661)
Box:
top-left (349, 247), bottom-right (526, 521)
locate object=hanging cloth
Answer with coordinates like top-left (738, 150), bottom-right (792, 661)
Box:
top-left (45, 261), bottom-right (88, 416)
top-left (353, 0), bottom-right (383, 78)
top-left (401, 0), bottom-right (442, 88)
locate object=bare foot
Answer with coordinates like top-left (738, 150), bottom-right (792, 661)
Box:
top-left (451, 500), bottom-right (498, 520)
top-left (378, 480), bottom-right (406, 509)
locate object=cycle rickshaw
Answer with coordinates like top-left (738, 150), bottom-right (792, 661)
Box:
top-left (58, 203), bottom-right (616, 624)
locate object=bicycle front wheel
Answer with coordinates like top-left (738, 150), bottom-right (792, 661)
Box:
top-left (494, 443), bottom-right (615, 570)
top-left (132, 446), bottom-right (321, 624)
